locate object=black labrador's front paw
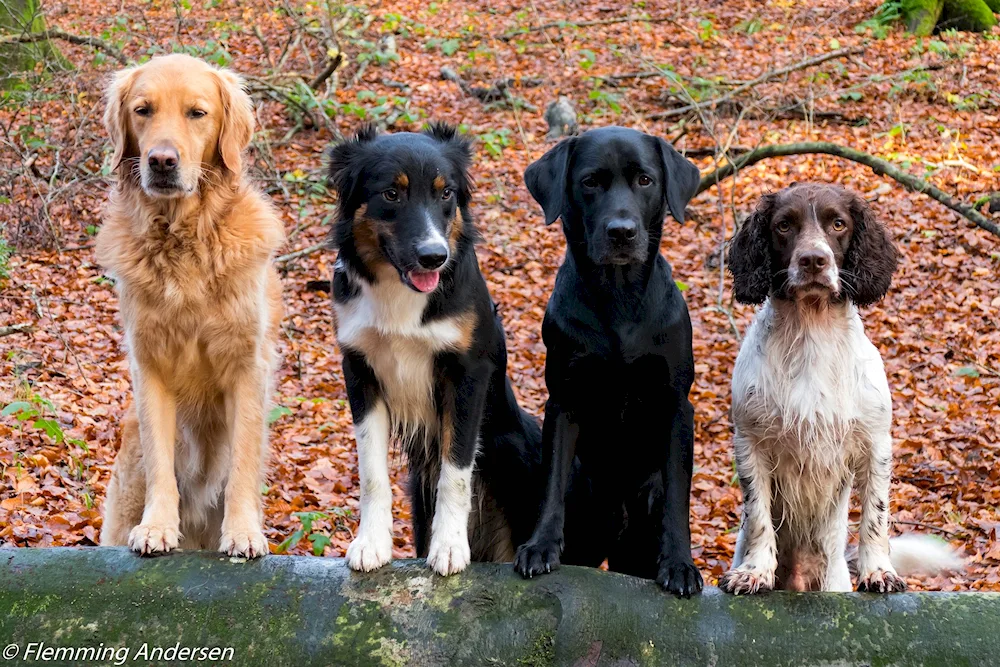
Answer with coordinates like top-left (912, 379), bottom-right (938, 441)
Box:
top-left (657, 559), bottom-right (703, 598)
top-left (514, 537), bottom-right (563, 578)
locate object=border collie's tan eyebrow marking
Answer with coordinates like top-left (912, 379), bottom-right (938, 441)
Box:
top-left (433, 175), bottom-right (446, 190)
top-left (394, 173), bottom-right (409, 189)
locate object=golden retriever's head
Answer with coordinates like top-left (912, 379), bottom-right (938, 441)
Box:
top-left (104, 54), bottom-right (254, 198)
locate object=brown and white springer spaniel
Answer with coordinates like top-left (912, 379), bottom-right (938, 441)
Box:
top-left (720, 183), bottom-right (960, 593)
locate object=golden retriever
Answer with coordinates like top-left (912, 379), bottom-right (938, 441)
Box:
top-left (96, 54), bottom-right (284, 558)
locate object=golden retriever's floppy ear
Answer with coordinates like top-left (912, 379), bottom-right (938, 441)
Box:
top-left (214, 68), bottom-right (254, 176)
top-left (104, 66), bottom-right (140, 175)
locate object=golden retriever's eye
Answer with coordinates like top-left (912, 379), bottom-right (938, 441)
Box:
top-left (134, 106), bottom-right (150, 117)
top-left (441, 188), bottom-right (453, 201)
top-left (832, 218), bottom-right (847, 231)
top-left (382, 189), bottom-right (399, 202)
top-left (581, 175), bottom-right (598, 188)
top-left (636, 174), bottom-right (653, 187)
top-left (189, 109), bottom-right (207, 119)
top-left (776, 220), bottom-right (791, 234)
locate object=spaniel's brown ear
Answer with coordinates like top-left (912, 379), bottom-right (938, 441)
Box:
top-left (843, 192), bottom-right (898, 307)
top-left (104, 66), bottom-right (140, 176)
top-left (728, 193), bottom-right (775, 305)
top-left (214, 68), bottom-right (255, 176)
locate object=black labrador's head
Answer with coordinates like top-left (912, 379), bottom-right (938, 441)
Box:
top-left (524, 126), bottom-right (700, 266)
top-left (327, 122), bottom-right (472, 293)
top-left (728, 183), bottom-right (898, 307)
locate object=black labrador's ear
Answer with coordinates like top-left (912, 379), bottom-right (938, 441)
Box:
top-left (843, 191), bottom-right (899, 307)
top-left (728, 193), bottom-right (775, 305)
top-left (524, 138), bottom-right (575, 225)
top-left (654, 137), bottom-right (701, 224)
top-left (424, 122), bottom-right (474, 208)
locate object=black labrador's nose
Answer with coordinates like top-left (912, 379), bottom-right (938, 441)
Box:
top-left (607, 219), bottom-right (638, 243)
top-left (798, 250), bottom-right (829, 273)
top-left (147, 146), bottom-right (179, 173)
top-left (416, 242), bottom-right (449, 270)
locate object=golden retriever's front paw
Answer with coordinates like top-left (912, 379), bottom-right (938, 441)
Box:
top-left (219, 528), bottom-right (269, 558)
top-left (427, 533), bottom-right (471, 576)
top-left (719, 566), bottom-right (775, 595)
top-left (128, 523), bottom-right (179, 555)
top-left (857, 568), bottom-right (907, 593)
top-left (346, 531), bottom-right (393, 572)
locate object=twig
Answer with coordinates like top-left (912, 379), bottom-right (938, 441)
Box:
top-left (0, 29), bottom-right (129, 65)
top-left (695, 142), bottom-right (1000, 239)
top-left (497, 14), bottom-right (681, 41)
top-left (309, 54), bottom-right (343, 90)
top-left (0, 323), bottom-right (34, 337)
top-left (892, 520), bottom-right (961, 539)
top-left (275, 242), bottom-right (326, 265)
top-left (648, 46), bottom-right (864, 120)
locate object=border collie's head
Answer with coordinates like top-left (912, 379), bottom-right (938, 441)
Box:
top-left (328, 123), bottom-right (473, 293)
top-left (728, 183), bottom-right (899, 308)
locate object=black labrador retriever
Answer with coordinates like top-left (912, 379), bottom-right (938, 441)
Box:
top-left (513, 126), bottom-right (703, 597)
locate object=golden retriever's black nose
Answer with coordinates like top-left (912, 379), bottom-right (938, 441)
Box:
top-left (798, 250), bottom-right (829, 273)
top-left (148, 146), bottom-right (179, 173)
top-left (607, 219), bottom-right (638, 242)
top-left (416, 242), bottom-right (448, 270)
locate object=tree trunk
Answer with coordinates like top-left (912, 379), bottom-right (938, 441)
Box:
top-left (2, 548), bottom-right (1000, 666)
top-left (940, 0), bottom-right (998, 31)
top-left (902, 0), bottom-right (946, 35)
top-left (0, 0), bottom-right (67, 78)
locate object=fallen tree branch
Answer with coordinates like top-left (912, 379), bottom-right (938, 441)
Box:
top-left (275, 242), bottom-right (326, 265)
top-left (696, 142), bottom-right (1000, 239)
top-left (498, 15), bottom-right (680, 41)
top-left (0, 29), bottom-right (129, 65)
top-left (0, 323), bottom-right (34, 337)
top-left (2, 548), bottom-right (996, 666)
top-left (648, 46), bottom-right (864, 120)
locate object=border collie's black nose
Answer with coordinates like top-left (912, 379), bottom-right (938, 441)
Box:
top-left (607, 219), bottom-right (638, 242)
top-left (148, 146), bottom-right (179, 174)
top-left (417, 242), bottom-right (448, 270)
top-left (798, 251), bottom-right (828, 273)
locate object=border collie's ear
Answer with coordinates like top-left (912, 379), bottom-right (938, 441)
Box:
top-left (843, 191), bottom-right (898, 307)
top-left (424, 122), bottom-right (473, 208)
top-left (327, 124), bottom-right (377, 216)
top-left (654, 137), bottom-right (701, 224)
top-left (728, 193), bottom-right (775, 305)
top-left (525, 138), bottom-right (575, 225)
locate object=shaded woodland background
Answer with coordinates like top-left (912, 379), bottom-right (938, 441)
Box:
top-left (1, 0), bottom-right (998, 591)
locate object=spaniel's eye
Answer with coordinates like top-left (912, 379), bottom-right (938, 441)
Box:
top-left (382, 189), bottom-right (399, 202)
top-left (134, 107), bottom-right (150, 117)
top-left (832, 218), bottom-right (847, 231)
top-left (581, 175), bottom-right (599, 188)
top-left (189, 109), bottom-right (207, 119)
top-left (636, 174), bottom-right (653, 187)
top-left (775, 221), bottom-right (791, 233)
top-left (441, 188), bottom-right (454, 201)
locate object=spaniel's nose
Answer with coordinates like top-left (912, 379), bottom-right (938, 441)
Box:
top-left (798, 251), bottom-right (829, 273)
top-left (147, 146), bottom-right (179, 173)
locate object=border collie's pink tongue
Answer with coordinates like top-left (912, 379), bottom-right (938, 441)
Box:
top-left (408, 270), bottom-right (440, 293)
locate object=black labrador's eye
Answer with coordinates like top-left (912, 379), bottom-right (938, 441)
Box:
top-left (134, 106), bottom-right (150, 117)
top-left (636, 174), bottom-right (653, 187)
top-left (775, 220), bottom-right (791, 234)
top-left (189, 109), bottom-right (207, 119)
top-left (581, 175), bottom-right (599, 188)
top-left (382, 189), bottom-right (399, 202)
top-left (832, 218), bottom-right (847, 231)
top-left (441, 188), bottom-right (453, 201)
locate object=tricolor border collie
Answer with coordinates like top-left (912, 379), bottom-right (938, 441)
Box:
top-left (327, 123), bottom-right (543, 575)
top-left (721, 183), bottom-right (961, 593)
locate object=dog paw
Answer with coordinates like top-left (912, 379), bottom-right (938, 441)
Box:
top-left (346, 530), bottom-right (393, 572)
top-left (427, 533), bottom-right (471, 576)
top-left (719, 566), bottom-right (775, 595)
top-left (219, 528), bottom-right (269, 559)
top-left (857, 568), bottom-right (907, 593)
top-left (513, 538), bottom-right (562, 578)
top-left (657, 559), bottom-right (704, 598)
top-left (128, 523), bottom-right (179, 555)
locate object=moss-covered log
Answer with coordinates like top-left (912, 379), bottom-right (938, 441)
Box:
top-left (902, 0), bottom-right (946, 35)
top-left (2, 548), bottom-right (1000, 666)
top-left (940, 0), bottom-right (999, 31)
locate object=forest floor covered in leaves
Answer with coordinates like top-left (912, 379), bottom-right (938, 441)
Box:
top-left (2, 0), bottom-right (999, 590)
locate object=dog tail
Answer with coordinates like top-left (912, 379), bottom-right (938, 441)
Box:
top-left (888, 534), bottom-right (964, 576)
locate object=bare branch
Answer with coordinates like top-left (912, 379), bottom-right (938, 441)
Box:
top-left (0, 29), bottom-right (128, 65)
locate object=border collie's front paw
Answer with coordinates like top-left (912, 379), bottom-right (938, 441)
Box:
top-left (857, 568), bottom-right (907, 593)
top-left (719, 566), bottom-right (775, 595)
top-left (514, 538), bottom-right (562, 578)
top-left (347, 530), bottom-right (393, 572)
top-left (657, 559), bottom-right (703, 598)
top-left (427, 533), bottom-right (471, 576)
